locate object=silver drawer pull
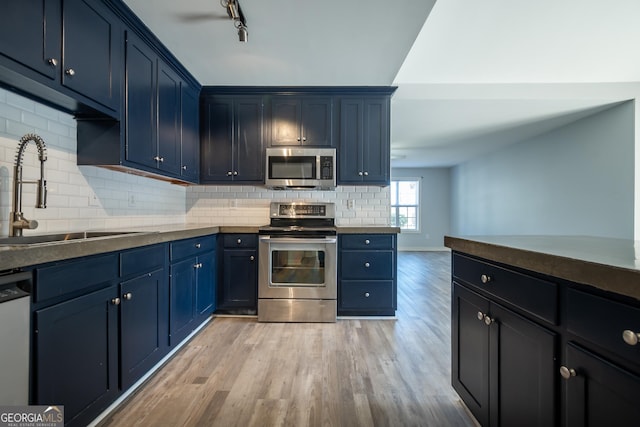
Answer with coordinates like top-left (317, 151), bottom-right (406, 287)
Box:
top-left (364, 262), bottom-right (370, 268)
top-left (48, 58), bottom-right (58, 67)
top-left (477, 311), bottom-right (485, 321)
top-left (483, 315), bottom-right (494, 326)
top-left (250, 255), bottom-right (255, 261)
top-left (623, 330), bottom-right (640, 346)
top-left (123, 292), bottom-right (133, 300)
top-left (65, 68), bottom-right (75, 76)
top-left (111, 297), bottom-right (121, 306)
top-left (364, 292), bottom-right (370, 298)
top-left (195, 243), bottom-right (201, 248)
top-left (480, 274), bottom-right (491, 284)
top-left (559, 366), bottom-right (576, 380)
top-left (237, 238), bottom-right (242, 244)
top-left (364, 239), bottom-right (370, 245)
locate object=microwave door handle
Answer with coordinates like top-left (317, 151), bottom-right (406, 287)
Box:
top-left (259, 236), bottom-right (337, 244)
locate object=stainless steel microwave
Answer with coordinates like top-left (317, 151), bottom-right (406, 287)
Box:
top-left (265, 147), bottom-right (336, 190)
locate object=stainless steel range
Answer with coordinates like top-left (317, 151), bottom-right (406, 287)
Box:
top-left (258, 202), bottom-right (337, 322)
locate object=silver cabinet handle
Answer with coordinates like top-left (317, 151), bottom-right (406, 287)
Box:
top-left (364, 262), bottom-right (370, 268)
top-left (194, 263), bottom-right (203, 269)
top-left (250, 255), bottom-right (255, 261)
top-left (65, 68), bottom-right (75, 76)
top-left (358, 171), bottom-right (363, 176)
top-left (182, 165), bottom-right (187, 170)
top-left (480, 274), bottom-right (491, 284)
top-left (623, 330), bottom-right (640, 346)
top-left (233, 171), bottom-right (238, 175)
top-left (153, 156), bottom-right (164, 162)
top-left (364, 292), bottom-right (370, 297)
top-left (364, 239), bottom-right (370, 245)
top-left (195, 243), bottom-right (201, 249)
top-left (477, 311), bottom-right (493, 325)
top-left (237, 239), bottom-right (242, 244)
top-left (364, 171), bottom-right (368, 176)
top-left (227, 171), bottom-right (233, 176)
top-left (302, 137), bottom-right (306, 142)
top-left (123, 292), bottom-right (133, 300)
top-left (48, 58), bottom-right (58, 67)
top-left (560, 366), bottom-right (577, 380)
top-left (111, 297), bottom-right (121, 305)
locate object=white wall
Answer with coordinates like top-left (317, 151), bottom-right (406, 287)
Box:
top-left (450, 101), bottom-right (634, 239)
top-left (391, 167), bottom-right (451, 250)
top-left (0, 88), bottom-right (186, 236)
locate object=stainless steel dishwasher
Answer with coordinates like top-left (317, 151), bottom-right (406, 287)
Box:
top-left (0, 270), bottom-right (32, 405)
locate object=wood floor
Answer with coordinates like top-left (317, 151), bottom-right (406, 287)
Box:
top-left (100, 252), bottom-right (476, 427)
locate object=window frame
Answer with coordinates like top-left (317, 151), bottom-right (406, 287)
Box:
top-left (390, 177), bottom-right (420, 232)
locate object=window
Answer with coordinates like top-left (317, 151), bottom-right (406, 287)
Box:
top-left (390, 179), bottom-right (419, 231)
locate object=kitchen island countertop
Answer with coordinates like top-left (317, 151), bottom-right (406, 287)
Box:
top-left (445, 235), bottom-right (640, 301)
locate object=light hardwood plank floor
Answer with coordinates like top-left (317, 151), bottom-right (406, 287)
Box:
top-left (100, 251), bottom-right (475, 427)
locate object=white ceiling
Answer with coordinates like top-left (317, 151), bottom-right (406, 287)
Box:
top-left (123, 0), bottom-right (640, 169)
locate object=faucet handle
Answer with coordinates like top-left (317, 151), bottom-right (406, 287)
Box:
top-left (25, 219), bottom-right (38, 230)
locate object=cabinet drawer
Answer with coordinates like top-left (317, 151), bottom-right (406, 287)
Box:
top-left (567, 288), bottom-right (640, 365)
top-left (340, 280), bottom-right (394, 309)
top-left (452, 253), bottom-right (558, 325)
top-left (223, 234), bottom-right (257, 249)
top-left (171, 235), bottom-right (216, 260)
top-left (340, 234), bottom-right (394, 250)
top-left (341, 251), bottom-right (394, 280)
top-left (121, 244), bottom-right (165, 277)
top-left (34, 253), bottom-right (119, 303)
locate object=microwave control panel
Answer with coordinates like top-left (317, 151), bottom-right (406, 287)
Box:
top-left (320, 156), bottom-right (333, 180)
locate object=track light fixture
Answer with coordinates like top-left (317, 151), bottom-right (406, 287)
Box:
top-left (220, 0), bottom-right (248, 42)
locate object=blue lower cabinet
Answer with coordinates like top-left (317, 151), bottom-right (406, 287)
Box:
top-left (338, 234), bottom-right (397, 316)
top-left (35, 285), bottom-right (119, 427)
top-left (120, 268), bottom-right (166, 389)
top-left (169, 235), bottom-right (217, 345)
top-left (217, 234), bottom-right (257, 314)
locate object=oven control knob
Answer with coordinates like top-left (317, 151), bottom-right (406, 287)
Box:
top-left (364, 292), bottom-right (370, 298)
top-left (364, 262), bottom-right (370, 268)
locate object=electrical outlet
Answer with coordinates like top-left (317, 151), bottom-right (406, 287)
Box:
top-left (88, 191), bottom-right (99, 207)
top-left (128, 192), bottom-right (136, 207)
top-left (347, 199), bottom-right (354, 209)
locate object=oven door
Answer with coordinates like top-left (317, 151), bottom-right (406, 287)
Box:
top-left (258, 236), bottom-right (337, 299)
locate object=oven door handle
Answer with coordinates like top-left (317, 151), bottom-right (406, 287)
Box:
top-left (259, 236), bottom-right (337, 244)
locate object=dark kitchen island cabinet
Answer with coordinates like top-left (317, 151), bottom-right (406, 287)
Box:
top-left (0, 0), bottom-right (123, 116)
top-left (446, 235), bottom-right (640, 427)
top-left (216, 234), bottom-right (258, 314)
top-left (200, 93), bottom-right (265, 184)
top-left (338, 234), bottom-right (397, 316)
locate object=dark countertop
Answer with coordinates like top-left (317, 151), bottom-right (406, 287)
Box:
top-left (0, 224), bottom-right (400, 271)
top-left (444, 235), bottom-right (640, 301)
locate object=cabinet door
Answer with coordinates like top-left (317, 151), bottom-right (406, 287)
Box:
top-left (196, 251), bottom-right (216, 319)
top-left (180, 84), bottom-right (200, 182)
top-left (564, 343), bottom-right (640, 427)
top-left (301, 97), bottom-right (333, 146)
top-left (200, 97), bottom-right (234, 182)
top-left (490, 304), bottom-right (557, 427)
top-left (120, 269), bottom-right (165, 389)
top-left (220, 249), bottom-right (257, 310)
top-left (360, 97), bottom-right (389, 184)
top-left (338, 96), bottom-right (390, 185)
top-left (169, 258), bottom-right (196, 345)
top-left (62, 0), bottom-right (121, 111)
top-left (157, 61), bottom-right (182, 175)
top-left (235, 96), bottom-right (265, 181)
top-left (125, 31), bottom-right (157, 169)
top-left (339, 97), bottom-right (364, 183)
top-left (0, 0), bottom-right (60, 80)
top-left (271, 97), bottom-right (301, 145)
top-left (452, 283), bottom-right (490, 427)
top-left (35, 285), bottom-right (118, 427)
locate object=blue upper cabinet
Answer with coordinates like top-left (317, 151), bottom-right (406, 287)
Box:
top-left (338, 96), bottom-right (391, 185)
top-left (271, 96), bottom-right (334, 147)
top-left (0, 0), bottom-right (122, 117)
